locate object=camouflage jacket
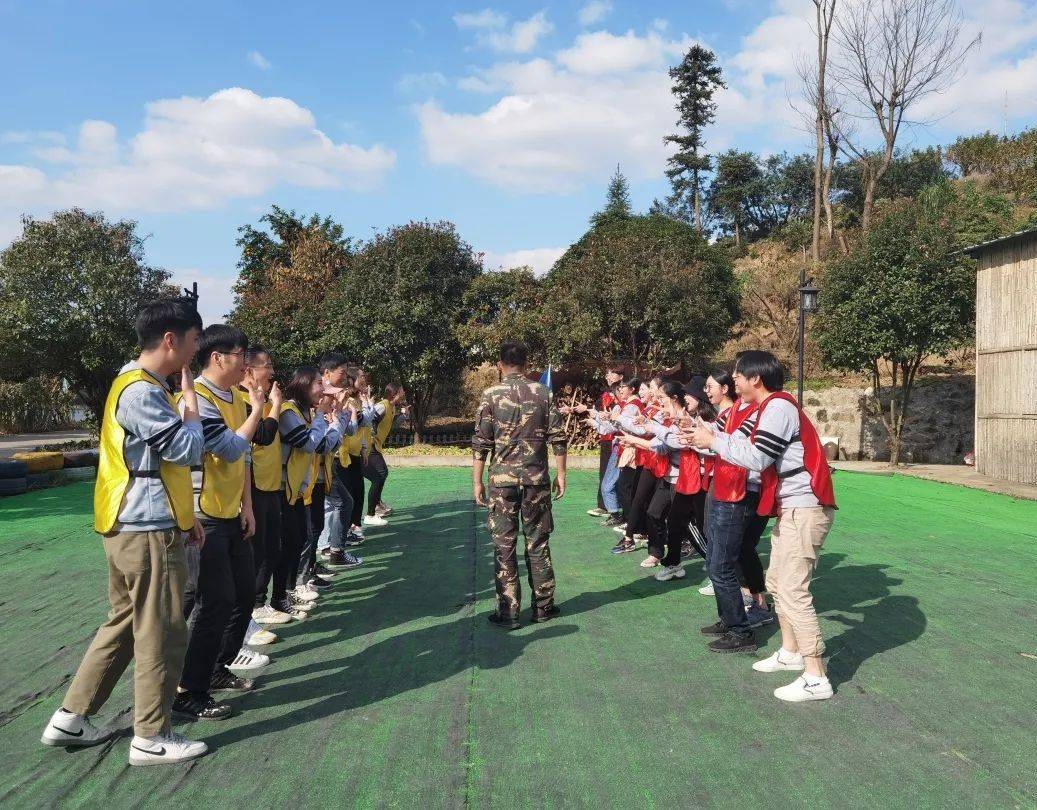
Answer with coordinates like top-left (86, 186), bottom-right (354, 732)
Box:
top-left (472, 372), bottom-right (567, 487)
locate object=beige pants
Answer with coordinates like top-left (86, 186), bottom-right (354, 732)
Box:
top-left (764, 506), bottom-right (835, 657)
top-left (63, 529), bottom-right (189, 737)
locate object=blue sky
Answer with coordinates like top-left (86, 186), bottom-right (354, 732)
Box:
top-left (2, 0), bottom-right (1036, 323)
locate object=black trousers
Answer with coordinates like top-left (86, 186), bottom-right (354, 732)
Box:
top-left (181, 517), bottom-right (255, 693)
top-left (647, 481), bottom-right (698, 567)
top-left (625, 467), bottom-right (659, 540)
top-left (597, 442), bottom-right (611, 510)
top-left (617, 466), bottom-right (638, 518)
top-left (363, 450), bottom-right (389, 516)
top-left (297, 482), bottom-right (325, 587)
top-left (252, 487), bottom-right (282, 608)
top-left (738, 511), bottom-right (769, 594)
top-left (345, 455), bottom-right (365, 526)
top-left (273, 496), bottom-right (307, 603)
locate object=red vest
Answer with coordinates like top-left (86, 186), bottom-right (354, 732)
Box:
top-left (646, 412), bottom-right (673, 478)
top-left (751, 392), bottom-right (837, 517)
top-left (635, 403), bottom-right (661, 470)
top-left (599, 391), bottom-right (617, 443)
top-left (676, 451), bottom-right (713, 495)
top-left (711, 400), bottom-right (758, 503)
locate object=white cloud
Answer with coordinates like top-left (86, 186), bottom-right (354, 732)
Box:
top-left (454, 9), bottom-right (553, 53)
top-left (170, 268), bottom-right (237, 326)
top-left (556, 29), bottom-right (690, 74)
top-left (0, 87), bottom-right (396, 238)
top-left (247, 50), bottom-right (272, 70)
top-left (395, 71), bottom-right (448, 96)
top-left (578, 0), bottom-right (612, 26)
top-left (482, 246), bottom-right (565, 275)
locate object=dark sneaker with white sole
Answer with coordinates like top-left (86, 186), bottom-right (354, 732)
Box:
top-left (210, 668), bottom-right (255, 692)
top-left (708, 632), bottom-right (758, 654)
top-left (327, 550), bottom-right (363, 569)
top-left (172, 691), bottom-right (232, 720)
top-left (699, 621), bottom-right (728, 636)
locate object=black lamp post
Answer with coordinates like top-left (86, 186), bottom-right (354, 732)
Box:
top-left (182, 281), bottom-right (199, 312)
top-left (797, 279), bottom-right (820, 404)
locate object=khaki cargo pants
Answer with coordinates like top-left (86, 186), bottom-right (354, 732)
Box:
top-left (63, 529), bottom-right (189, 737)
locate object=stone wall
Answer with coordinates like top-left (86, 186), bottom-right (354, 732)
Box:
top-left (802, 374), bottom-right (975, 464)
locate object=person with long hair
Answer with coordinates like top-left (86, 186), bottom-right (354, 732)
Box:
top-left (611, 377), bottom-right (664, 556)
top-left (362, 382), bottom-right (407, 527)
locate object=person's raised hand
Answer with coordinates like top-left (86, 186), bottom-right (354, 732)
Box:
top-left (180, 365), bottom-right (199, 422)
top-left (689, 420), bottom-right (715, 451)
top-left (243, 379), bottom-right (266, 411)
top-left (268, 381), bottom-right (283, 414)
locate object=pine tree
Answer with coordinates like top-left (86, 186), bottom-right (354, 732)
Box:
top-left (590, 165), bottom-right (633, 227)
top-left (664, 45), bottom-right (725, 233)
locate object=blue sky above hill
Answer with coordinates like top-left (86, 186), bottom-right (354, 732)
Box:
top-left (2, 0), bottom-right (1035, 323)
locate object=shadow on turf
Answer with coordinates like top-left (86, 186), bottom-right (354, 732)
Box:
top-left (812, 552), bottom-right (927, 688)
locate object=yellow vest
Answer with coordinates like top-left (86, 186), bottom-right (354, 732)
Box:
top-left (283, 401), bottom-right (316, 506)
top-left (191, 380), bottom-right (248, 519)
top-left (337, 396), bottom-right (365, 466)
top-left (251, 400), bottom-right (282, 492)
top-left (373, 399), bottom-right (396, 452)
top-left (94, 369), bottom-right (194, 533)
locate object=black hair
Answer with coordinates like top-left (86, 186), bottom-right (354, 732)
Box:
top-left (284, 365), bottom-right (320, 408)
top-left (734, 350), bottom-right (785, 392)
top-left (319, 352), bottom-right (350, 374)
top-left (135, 298), bottom-right (203, 350)
top-left (196, 324), bottom-right (248, 369)
top-left (245, 344), bottom-right (270, 365)
top-left (499, 341), bottom-right (528, 367)
top-left (383, 382), bottom-right (402, 400)
top-left (694, 398), bottom-right (718, 422)
top-left (621, 376), bottom-right (642, 391)
top-left (650, 374), bottom-right (665, 386)
top-left (660, 379), bottom-right (685, 402)
top-left (709, 369), bottom-right (736, 402)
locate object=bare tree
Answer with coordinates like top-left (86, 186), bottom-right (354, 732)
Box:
top-left (811, 1), bottom-right (837, 263)
top-left (831, 0), bottom-right (980, 231)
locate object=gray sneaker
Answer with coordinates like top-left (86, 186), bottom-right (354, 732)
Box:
top-left (745, 603), bottom-right (775, 628)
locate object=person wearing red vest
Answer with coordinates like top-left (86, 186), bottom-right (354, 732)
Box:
top-left (612, 378), bottom-right (664, 555)
top-left (588, 365), bottom-right (623, 517)
top-left (689, 350), bottom-right (837, 703)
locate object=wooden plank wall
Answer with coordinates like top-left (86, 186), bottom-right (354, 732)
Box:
top-left (975, 235), bottom-right (1037, 484)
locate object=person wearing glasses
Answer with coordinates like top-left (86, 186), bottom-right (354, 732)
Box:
top-left (172, 325), bottom-right (269, 721)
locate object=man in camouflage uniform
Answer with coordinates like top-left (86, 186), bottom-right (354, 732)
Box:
top-left (472, 342), bottom-right (568, 629)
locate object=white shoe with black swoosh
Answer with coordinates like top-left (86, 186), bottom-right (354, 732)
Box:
top-left (128, 732), bottom-right (208, 766)
top-left (41, 708), bottom-right (112, 747)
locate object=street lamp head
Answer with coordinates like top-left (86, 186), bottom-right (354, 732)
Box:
top-left (799, 280), bottom-right (820, 314)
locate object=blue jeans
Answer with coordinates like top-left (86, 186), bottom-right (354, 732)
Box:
top-left (706, 491), bottom-right (760, 638)
top-left (319, 460), bottom-right (355, 553)
top-left (599, 445), bottom-right (621, 514)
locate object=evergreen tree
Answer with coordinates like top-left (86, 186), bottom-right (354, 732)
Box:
top-left (590, 165), bottom-right (632, 228)
top-left (664, 45), bottom-right (725, 232)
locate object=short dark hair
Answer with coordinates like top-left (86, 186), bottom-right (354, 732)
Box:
top-left (660, 379), bottom-right (685, 401)
top-left (499, 342), bottom-right (528, 367)
top-left (284, 365), bottom-right (320, 408)
top-left (135, 298), bottom-right (203, 350)
top-left (319, 352), bottom-right (350, 374)
top-left (383, 382), bottom-right (402, 400)
top-left (709, 369), bottom-right (736, 401)
top-left (196, 324), bottom-right (248, 369)
top-left (245, 344), bottom-right (270, 365)
top-left (621, 376), bottom-right (642, 391)
top-left (734, 350), bottom-right (785, 392)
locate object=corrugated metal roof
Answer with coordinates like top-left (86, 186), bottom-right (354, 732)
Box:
top-left (959, 226), bottom-right (1037, 257)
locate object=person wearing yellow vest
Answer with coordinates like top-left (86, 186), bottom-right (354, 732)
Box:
top-left (172, 325), bottom-right (268, 723)
top-left (42, 298), bottom-right (210, 766)
top-left (242, 345), bottom-right (291, 634)
top-left (271, 366), bottom-right (350, 616)
top-left (362, 382), bottom-right (407, 527)
top-left (313, 353), bottom-right (363, 572)
top-left (341, 365), bottom-right (373, 536)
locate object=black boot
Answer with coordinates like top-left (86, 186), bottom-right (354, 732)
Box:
top-left (487, 611), bottom-right (521, 630)
top-left (531, 605), bottom-right (561, 623)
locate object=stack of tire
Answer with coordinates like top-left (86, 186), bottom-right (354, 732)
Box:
top-left (0, 459), bottom-right (29, 497)
top-left (63, 449), bottom-right (99, 482)
top-left (12, 451), bottom-right (66, 491)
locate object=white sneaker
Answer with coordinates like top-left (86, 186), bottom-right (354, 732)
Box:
top-left (247, 627), bottom-right (278, 646)
top-left (613, 523), bottom-right (628, 534)
top-left (41, 709), bottom-right (112, 747)
top-left (294, 585), bottom-right (320, 601)
top-left (128, 732), bottom-right (208, 766)
top-left (252, 605), bottom-right (292, 625)
top-left (632, 534), bottom-right (648, 548)
top-left (226, 648), bottom-right (270, 677)
top-left (698, 582), bottom-right (715, 596)
top-left (752, 649), bottom-right (806, 673)
top-left (654, 565), bottom-right (686, 582)
top-left (774, 675), bottom-right (833, 702)
top-left (587, 507), bottom-right (608, 517)
top-left (363, 514), bottom-right (388, 527)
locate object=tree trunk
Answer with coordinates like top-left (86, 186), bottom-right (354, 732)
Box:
top-left (694, 189), bottom-right (703, 234)
top-left (734, 218), bottom-right (741, 247)
top-left (861, 166), bottom-right (878, 233)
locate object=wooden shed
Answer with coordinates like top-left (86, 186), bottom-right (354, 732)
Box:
top-left (964, 228), bottom-right (1037, 485)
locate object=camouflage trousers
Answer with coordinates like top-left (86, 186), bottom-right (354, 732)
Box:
top-left (487, 485), bottom-right (556, 617)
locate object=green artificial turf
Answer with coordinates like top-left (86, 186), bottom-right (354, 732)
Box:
top-left (0, 469), bottom-right (1035, 808)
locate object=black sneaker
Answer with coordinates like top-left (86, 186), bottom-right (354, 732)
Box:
top-left (708, 632), bottom-right (758, 654)
top-left (210, 668), bottom-right (255, 692)
top-left (601, 514), bottom-right (625, 528)
top-left (487, 612), bottom-right (521, 630)
top-left (699, 621), bottom-right (728, 636)
top-left (610, 540), bottom-right (635, 554)
top-left (531, 605), bottom-right (561, 623)
top-left (343, 536), bottom-right (365, 547)
top-left (680, 542), bottom-right (694, 560)
top-left (314, 562), bottom-right (336, 577)
top-left (173, 691), bottom-right (232, 720)
top-left (327, 550), bottom-right (363, 569)
top-left (308, 575), bottom-right (332, 589)
top-left (271, 598), bottom-right (308, 620)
